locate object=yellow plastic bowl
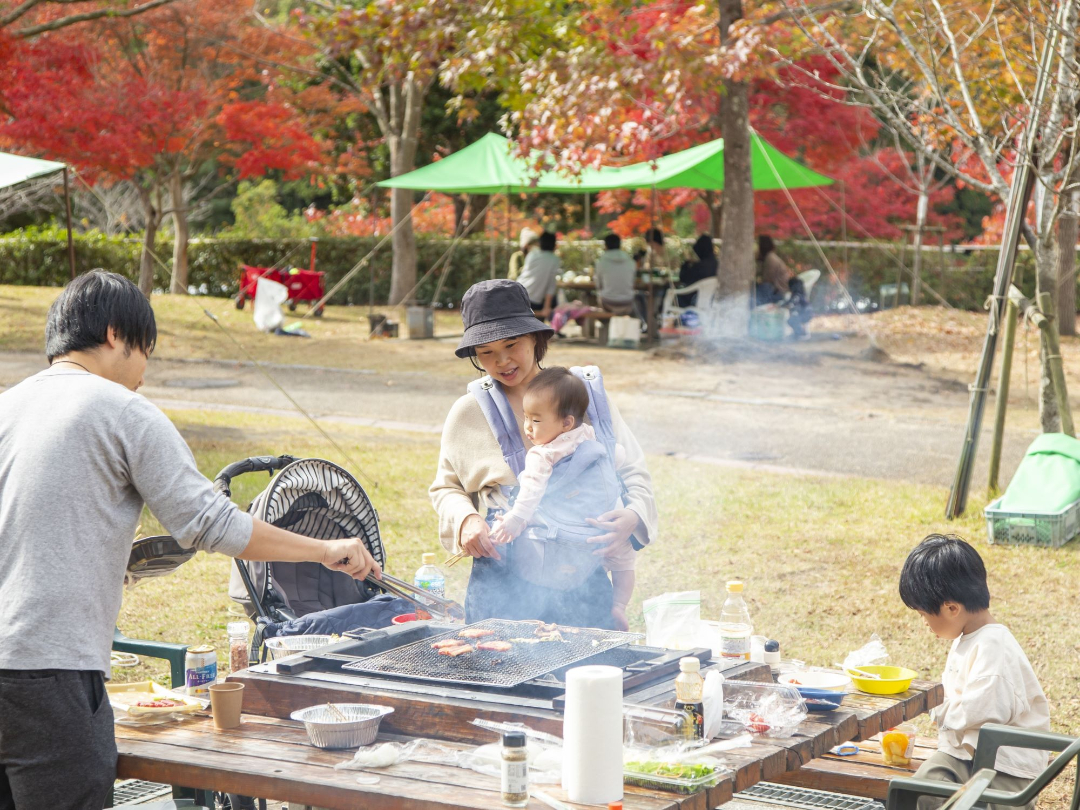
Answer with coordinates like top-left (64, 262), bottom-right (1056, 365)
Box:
top-left (846, 665), bottom-right (918, 695)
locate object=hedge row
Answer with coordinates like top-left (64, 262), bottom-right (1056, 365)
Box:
top-left (0, 229), bottom-right (1057, 310)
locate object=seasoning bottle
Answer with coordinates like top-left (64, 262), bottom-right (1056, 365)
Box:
top-left (719, 581), bottom-right (753, 660)
top-left (227, 621), bottom-right (251, 673)
top-left (500, 731), bottom-right (529, 807)
top-left (674, 657), bottom-right (705, 740)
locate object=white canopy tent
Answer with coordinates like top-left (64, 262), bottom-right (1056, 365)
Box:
top-left (0, 151), bottom-right (75, 278)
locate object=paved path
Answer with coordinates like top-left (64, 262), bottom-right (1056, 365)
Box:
top-left (0, 343), bottom-right (1035, 489)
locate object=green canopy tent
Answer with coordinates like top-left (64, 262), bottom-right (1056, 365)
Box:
top-left (0, 151), bottom-right (75, 279)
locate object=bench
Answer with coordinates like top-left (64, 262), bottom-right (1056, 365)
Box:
top-left (775, 733), bottom-right (939, 800)
top-left (580, 309), bottom-right (617, 342)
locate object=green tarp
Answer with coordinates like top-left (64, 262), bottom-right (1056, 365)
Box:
top-left (377, 132), bottom-right (833, 194)
top-left (0, 151), bottom-right (65, 191)
top-left (997, 432), bottom-right (1080, 512)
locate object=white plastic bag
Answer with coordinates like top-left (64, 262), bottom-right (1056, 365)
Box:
top-left (253, 276), bottom-right (288, 332)
top-left (607, 315), bottom-right (641, 348)
top-left (642, 591), bottom-right (701, 649)
top-left (703, 670), bottom-right (725, 740)
top-left (842, 634), bottom-right (889, 671)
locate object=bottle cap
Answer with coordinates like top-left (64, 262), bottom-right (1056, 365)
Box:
top-left (502, 731), bottom-right (526, 748)
top-left (764, 639), bottom-right (780, 653)
top-left (679, 657), bottom-right (701, 673)
top-left (422, 552), bottom-right (435, 566)
top-left (226, 621), bottom-right (249, 637)
top-left (608, 803), bottom-right (624, 810)
top-left (726, 580), bottom-right (744, 593)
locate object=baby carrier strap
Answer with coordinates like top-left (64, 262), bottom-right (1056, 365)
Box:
top-left (570, 366), bottom-right (617, 460)
top-left (468, 376), bottom-right (527, 477)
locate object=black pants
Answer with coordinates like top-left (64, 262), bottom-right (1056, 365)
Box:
top-left (0, 669), bottom-right (116, 810)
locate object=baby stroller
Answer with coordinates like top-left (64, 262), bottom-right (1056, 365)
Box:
top-left (217, 454), bottom-right (462, 659)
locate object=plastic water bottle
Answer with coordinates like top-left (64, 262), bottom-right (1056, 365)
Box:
top-left (719, 580), bottom-right (753, 660)
top-left (413, 553), bottom-right (445, 620)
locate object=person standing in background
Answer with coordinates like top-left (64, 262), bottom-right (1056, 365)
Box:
top-left (508, 228), bottom-right (539, 281)
top-left (644, 228), bottom-right (669, 270)
top-left (517, 231), bottom-right (561, 320)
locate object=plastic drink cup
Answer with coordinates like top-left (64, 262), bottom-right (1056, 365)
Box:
top-left (209, 682), bottom-right (245, 729)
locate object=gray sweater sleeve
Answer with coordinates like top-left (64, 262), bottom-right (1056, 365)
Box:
top-left (120, 397), bottom-right (253, 556)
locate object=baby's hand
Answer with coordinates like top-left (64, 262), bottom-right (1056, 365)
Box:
top-left (491, 514), bottom-right (525, 544)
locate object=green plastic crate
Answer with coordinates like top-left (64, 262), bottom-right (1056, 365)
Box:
top-left (984, 496), bottom-right (1080, 548)
top-left (750, 307), bottom-right (786, 342)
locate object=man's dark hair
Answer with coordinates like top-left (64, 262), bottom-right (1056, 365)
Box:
top-left (899, 534), bottom-right (990, 615)
top-left (539, 231), bottom-right (557, 252)
top-left (646, 228), bottom-right (664, 245)
top-left (45, 270), bottom-right (157, 362)
top-left (527, 366), bottom-right (589, 427)
top-left (604, 233), bottom-right (621, 250)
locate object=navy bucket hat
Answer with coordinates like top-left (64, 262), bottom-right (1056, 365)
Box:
top-left (455, 279), bottom-right (554, 358)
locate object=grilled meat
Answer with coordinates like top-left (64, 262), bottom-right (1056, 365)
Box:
top-left (438, 644), bottom-right (475, 657)
top-left (431, 639), bottom-right (464, 650)
top-left (458, 628), bottom-right (495, 639)
top-left (476, 640), bottom-right (513, 652)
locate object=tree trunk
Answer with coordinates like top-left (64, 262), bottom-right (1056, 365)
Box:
top-left (1057, 183), bottom-right (1079, 336)
top-left (911, 190), bottom-right (928, 306)
top-left (703, 191), bottom-right (722, 238)
top-left (717, 0), bottom-right (753, 329)
top-left (467, 194), bottom-right (490, 235)
top-left (1035, 234), bottom-right (1063, 433)
top-left (386, 80), bottom-right (424, 306)
top-left (137, 184), bottom-right (160, 298)
top-left (168, 172), bottom-right (189, 294)
top-left (453, 195), bottom-right (467, 236)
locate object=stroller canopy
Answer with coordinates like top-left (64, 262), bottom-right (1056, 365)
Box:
top-left (229, 458), bottom-right (385, 619)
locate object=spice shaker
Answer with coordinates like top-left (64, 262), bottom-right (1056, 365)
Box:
top-left (501, 731), bottom-right (529, 807)
top-left (227, 621), bottom-right (251, 673)
top-left (764, 639), bottom-right (781, 678)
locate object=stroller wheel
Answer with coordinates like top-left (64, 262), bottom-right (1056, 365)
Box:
top-left (288, 300), bottom-right (298, 312)
top-left (313, 304), bottom-right (325, 318)
top-left (234, 294), bottom-right (245, 310)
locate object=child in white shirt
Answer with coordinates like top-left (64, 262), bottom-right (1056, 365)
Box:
top-left (490, 367), bottom-right (635, 629)
top-left (899, 534), bottom-right (1050, 810)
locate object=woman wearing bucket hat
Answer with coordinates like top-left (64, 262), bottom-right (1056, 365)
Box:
top-left (430, 279), bottom-right (658, 628)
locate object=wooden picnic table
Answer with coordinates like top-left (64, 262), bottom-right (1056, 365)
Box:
top-left (557, 275), bottom-right (671, 344)
top-left (114, 671), bottom-right (942, 810)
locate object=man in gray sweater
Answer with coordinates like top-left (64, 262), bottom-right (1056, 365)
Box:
top-left (0, 271), bottom-right (381, 810)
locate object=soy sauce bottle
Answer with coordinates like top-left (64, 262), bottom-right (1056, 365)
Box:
top-left (674, 657), bottom-right (705, 741)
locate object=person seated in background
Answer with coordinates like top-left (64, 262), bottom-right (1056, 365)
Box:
top-left (517, 231), bottom-right (560, 320)
top-left (508, 227), bottom-right (539, 281)
top-left (644, 227), bottom-right (669, 270)
top-left (594, 233), bottom-right (636, 316)
top-left (676, 234), bottom-right (718, 307)
top-left (899, 534), bottom-right (1050, 810)
top-left (756, 234), bottom-right (811, 338)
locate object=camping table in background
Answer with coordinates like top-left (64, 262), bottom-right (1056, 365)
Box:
top-left (557, 275), bottom-right (670, 344)
top-left (113, 676), bottom-right (942, 810)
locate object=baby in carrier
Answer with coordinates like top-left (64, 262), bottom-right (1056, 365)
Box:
top-left (489, 367), bottom-right (636, 629)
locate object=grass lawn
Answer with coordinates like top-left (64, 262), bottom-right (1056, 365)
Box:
top-left (118, 407), bottom-right (1080, 806)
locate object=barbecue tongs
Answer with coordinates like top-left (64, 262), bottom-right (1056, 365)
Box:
top-left (366, 572), bottom-right (466, 622)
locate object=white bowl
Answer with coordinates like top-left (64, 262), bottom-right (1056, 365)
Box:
top-left (778, 671), bottom-right (851, 691)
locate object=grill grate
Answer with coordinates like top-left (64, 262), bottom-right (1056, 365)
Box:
top-left (341, 618), bottom-right (642, 688)
top-left (112, 779), bottom-right (174, 806)
top-left (737, 782), bottom-right (884, 810)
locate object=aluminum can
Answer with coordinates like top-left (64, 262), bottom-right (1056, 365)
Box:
top-left (185, 645), bottom-right (218, 696)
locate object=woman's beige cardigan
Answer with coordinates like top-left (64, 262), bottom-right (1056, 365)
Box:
top-left (429, 391), bottom-right (659, 554)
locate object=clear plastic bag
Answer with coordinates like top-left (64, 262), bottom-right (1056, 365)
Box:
top-left (642, 591), bottom-right (701, 649)
top-left (724, 681), bottom-right (807, 738)
top-left (842, 634), bottom-right (889, 670)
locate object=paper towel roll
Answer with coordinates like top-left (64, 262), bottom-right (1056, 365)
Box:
top-left (562, 665), bottom-right (624, 805)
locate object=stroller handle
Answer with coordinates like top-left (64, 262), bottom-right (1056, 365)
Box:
top-left (213, 454), bottom-right (300, 498)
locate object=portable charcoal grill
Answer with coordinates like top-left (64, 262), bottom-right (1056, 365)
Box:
top-left (339, 619), bottom-right (639, 689)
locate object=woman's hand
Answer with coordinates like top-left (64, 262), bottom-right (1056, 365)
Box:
top-left (586, 508), bottom-right (641, 559)
top-left (460, 514), bottom-right (502, 560)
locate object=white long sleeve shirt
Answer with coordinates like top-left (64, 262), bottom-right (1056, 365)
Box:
top-left (931, 623), bottom-right (1050, 778)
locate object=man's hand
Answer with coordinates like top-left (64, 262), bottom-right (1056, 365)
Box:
top-left (461, 514), bottom-right (501, 560)
top-left (321, 538), bottom-right (382, 580)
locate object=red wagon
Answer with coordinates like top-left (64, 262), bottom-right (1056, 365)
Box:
top-left (234, 240), bottom-right (325, 316)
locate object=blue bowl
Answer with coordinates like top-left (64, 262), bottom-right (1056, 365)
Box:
top-left (793, 686), bottom-right (845, 712)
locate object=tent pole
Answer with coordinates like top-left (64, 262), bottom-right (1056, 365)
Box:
top-left (585, 193), bottom-right (591, 234)
top-left (64, 167), bottom-right (75, 280)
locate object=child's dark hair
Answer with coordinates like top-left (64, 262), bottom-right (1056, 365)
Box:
top-left (45, 270), bottom-right (157, 362)
top-left (526, 367), bottom-right (589, 426)
top-left (899, 534), bottom-right (990, 614)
